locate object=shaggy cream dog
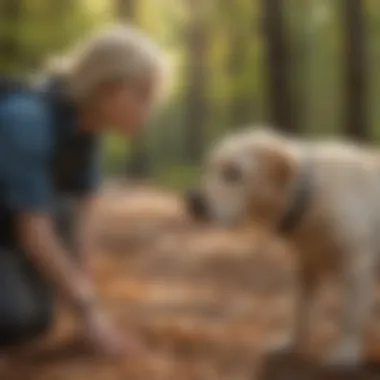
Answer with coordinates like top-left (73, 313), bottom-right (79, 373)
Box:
top-left (187, 127), bottom-right (380, 367)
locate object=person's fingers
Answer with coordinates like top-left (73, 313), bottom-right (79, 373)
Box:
top-left (93, 327), bottom-right (133, 358)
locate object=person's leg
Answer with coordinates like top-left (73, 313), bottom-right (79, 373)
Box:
top-left (0, 248), bottom-right (53, 348)
top-left (0, 197), bottom-right (78, 346)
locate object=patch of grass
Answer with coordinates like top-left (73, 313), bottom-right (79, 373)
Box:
top-left (152, 164), bottom-right (201, 190)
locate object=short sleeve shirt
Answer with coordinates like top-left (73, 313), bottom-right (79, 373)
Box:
top-left (0, 79), bottom-right (101, 246)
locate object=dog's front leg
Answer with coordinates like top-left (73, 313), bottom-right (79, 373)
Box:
top-left (266, 276), bottom-right (311, 356)
top-left (323, 249), bottom-right (374, 368)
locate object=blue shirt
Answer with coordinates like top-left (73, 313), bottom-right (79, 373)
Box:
top-left (0, 78), bottom-right (100, 246)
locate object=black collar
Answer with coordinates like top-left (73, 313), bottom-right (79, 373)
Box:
top-left (277, 161), bottom-right (313, 235)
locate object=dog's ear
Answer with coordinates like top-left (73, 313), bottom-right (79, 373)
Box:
top-left (262, 146), bottom-right (297, 190)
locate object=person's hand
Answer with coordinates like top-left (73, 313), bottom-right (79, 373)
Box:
top-left (82, 308), bottom-right (141, 359)
top-left (82, 308), bottom-right (166, 377)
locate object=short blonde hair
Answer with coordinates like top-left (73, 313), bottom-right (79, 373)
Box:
top-left (49, 24), bottom-right (166, 102)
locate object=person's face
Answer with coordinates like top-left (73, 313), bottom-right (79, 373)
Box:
top-left (96, 76), bottom-right (159, 134)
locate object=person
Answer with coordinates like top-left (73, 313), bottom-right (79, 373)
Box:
top-left (0, 24), bottom-right (166, 357)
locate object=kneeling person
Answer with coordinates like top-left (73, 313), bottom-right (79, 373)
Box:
top-left (0, 24), bottom-right (165, 354)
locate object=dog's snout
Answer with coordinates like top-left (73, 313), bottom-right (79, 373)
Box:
top-left (185, 189), bottom-right (208, 220)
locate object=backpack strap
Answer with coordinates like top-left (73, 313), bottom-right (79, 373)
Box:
top-left (40, 76), bottom-right (98, 194)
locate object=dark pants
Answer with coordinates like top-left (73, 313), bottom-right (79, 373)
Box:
top-left (0, 198), bottom-right (77, 348)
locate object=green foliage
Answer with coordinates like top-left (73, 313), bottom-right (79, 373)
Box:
top-left (0, 0), bottom-right (103, 73)
top-left (3, 0), bottom-right (379, 189)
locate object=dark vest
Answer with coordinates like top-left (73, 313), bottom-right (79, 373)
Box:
top-left (0, 76), bottom-right (98, 247)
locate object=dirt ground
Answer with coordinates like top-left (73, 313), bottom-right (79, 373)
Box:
top-left (7, 186), bottom-right (380, 380)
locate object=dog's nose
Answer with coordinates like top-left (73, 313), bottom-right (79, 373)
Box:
top-left (185, 189), bottom-right (208, 220)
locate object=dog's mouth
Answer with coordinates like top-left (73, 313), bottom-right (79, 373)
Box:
top-left (185, 189), bottom-right (243, 228)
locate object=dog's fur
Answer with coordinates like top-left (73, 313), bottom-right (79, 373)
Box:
top-left (194, 127), bottom-right (380, 367)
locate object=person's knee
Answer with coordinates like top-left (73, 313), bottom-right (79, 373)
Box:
top-left (26, 295), bottom-right (53, 339)
top-left (0, 293), bottom-right (53, 347)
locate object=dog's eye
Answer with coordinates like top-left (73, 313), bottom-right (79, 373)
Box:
top-left (221, 164), bottom-right (242, 184)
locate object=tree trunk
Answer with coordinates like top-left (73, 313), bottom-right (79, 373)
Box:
top-left (288, 0), bottom-right (311, 134)
top-left (0, 0), bottom-right (23, 73)
top-left (261, 0), bottom-right (298, 133)
top-left (184, 0), bottom-right (208, 163)
top-left (114, 0), bottom-right (150, 178)
top-left (342, 0), bottom-right (368, 141)
top-left (227, 27), bottom-right (252, 126)
top-left (114, 0), bottom-right (135, 18)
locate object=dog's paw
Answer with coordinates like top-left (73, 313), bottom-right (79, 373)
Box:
top-left (322, 339), bottom-right (363, 368)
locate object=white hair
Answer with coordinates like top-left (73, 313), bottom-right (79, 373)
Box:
top-left (47, 24), bottom-right (167, 102)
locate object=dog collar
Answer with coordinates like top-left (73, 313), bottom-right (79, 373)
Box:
top-left (277, 160), bottom-right (313, 235)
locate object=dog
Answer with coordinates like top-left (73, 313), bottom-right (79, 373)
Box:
top-left (186, 126), bottom-right (380, 368)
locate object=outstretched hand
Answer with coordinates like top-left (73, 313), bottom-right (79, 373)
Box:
top-left (83, 308), bottom-right (145, 359)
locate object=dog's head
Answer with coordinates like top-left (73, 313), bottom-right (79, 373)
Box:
top-left (186, 128), bottom-right (299, 227)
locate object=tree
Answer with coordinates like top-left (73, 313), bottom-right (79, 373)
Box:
top-left (0, 0), bottom-right (23, 73)
top-left (261, 0), bottom-right (298, 133)
top-left (287, 0), bottom-right (311, 134)
top-left (226, 1), bottom-right (254, 126)
top-left (1, 0), bottom-right (94, 74)
top-left (341, 0), bottom-right (368, 140)
top-left (184, 0), bottom-right (209, 162)
top-left (114, 0), bottom-right (135, 17)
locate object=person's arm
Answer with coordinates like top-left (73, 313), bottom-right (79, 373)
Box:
top-left (75, 195), bottom-right (98, 276)
top-left (16, 212), bottom-right (97, 315)
top-left (1, 97), bottom-right (95, 315)
top-left (0, 96), bottom-right (124, 356)
top-left (17, 212), bottom-right (125, 358)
